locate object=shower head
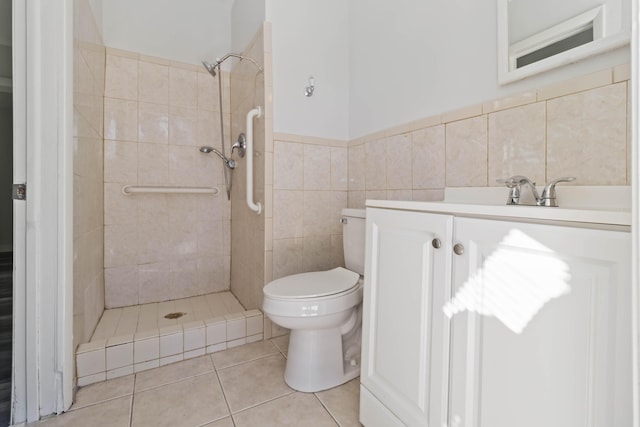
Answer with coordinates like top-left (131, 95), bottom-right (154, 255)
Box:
top-left (199, 146), bottom-right (236, 169)
top-left (202, 60), bottom-right (218, 77)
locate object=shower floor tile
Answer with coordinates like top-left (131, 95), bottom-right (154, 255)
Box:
top-left (91, 291), bottom-right (245, 342)
top-left (77, 292), bottom-right (264, 387)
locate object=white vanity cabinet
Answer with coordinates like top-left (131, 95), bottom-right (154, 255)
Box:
top-left (360, 206), bottom-right (632, 427)
top-left (361, 208), bottom-right (453, 427)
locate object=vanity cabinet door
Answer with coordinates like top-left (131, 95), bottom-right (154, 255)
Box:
top-left (361, 208), bottom-right (453, 427)
top-left (448, 217), bottom-right (632, 427)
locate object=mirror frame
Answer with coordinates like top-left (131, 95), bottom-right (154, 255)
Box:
top-left (497, 0), bottom-right (630, 84)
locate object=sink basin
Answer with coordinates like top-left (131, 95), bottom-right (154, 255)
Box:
top-left (366, 186), bottom-right (631, 227)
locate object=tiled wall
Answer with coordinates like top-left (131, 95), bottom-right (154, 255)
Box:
top-left (103, 49), bottom-right (232, 308)
top-left (270, 135), bottom-right (348, 281)
top-left (73, 0), bottom-right (106, 349)
top-left (229, 24), bottom-right (271, 312)
top-left (347, 64), bottom-right (631, 208)
top-left (264, 64), bottom-right (631, 307)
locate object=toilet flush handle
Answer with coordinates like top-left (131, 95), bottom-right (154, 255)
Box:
top-left (340, 217), bottom-right (348, 224)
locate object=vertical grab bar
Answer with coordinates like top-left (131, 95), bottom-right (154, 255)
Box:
top-left (245, 106), bottom-right (262, 214)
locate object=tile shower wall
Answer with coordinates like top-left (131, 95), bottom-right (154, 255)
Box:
top-left (103, 49), bottom-right (232, 308)
top-left (229, 24), bottom-right (271, 312)
top-left (347, 64), bottom-right (631, 208)
top-left (73, 0), bottom-right (106, 348)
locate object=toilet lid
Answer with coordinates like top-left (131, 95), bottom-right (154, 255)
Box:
top-left (264, 267), bottom-right (360, 299)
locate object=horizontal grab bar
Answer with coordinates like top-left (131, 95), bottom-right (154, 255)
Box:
top-left (121, 185), bottom-right (220, 196)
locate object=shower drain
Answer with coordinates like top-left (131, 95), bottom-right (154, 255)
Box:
top-left (164, 312), bottom-right (187, 320)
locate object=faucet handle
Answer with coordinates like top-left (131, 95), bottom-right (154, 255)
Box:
top-left (539, 177), bottom-right (576, 207)
top-left (496, 177), bottom-right (521, 205)
top-left (497, 175), bottom-right (536, 187)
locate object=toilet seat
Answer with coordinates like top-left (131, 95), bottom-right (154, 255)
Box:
top-left (264, 267), bottom-right (359, 300)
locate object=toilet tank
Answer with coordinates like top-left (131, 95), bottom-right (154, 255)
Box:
top-left (341, 208), bottom-right (366, 275)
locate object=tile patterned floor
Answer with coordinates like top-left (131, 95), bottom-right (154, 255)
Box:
top-left (92, 292), bottom-right (246, 341)
top-left (29, 337), bottom-right (362, 427)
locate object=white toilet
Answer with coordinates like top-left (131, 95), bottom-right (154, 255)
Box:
top-left (262, 208), bottom-right (366, 392)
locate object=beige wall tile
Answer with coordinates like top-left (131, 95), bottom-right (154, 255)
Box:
top-left (104, 140), bottom-right (138, 184)
top-left (347, 144), bottom-right (365, 191)
top-left (138, 263), bottom-right (171, 305)
top-left (168, 145), bottom-right (198, 186)
top-left (348, 191), bottom-right (365, 209)
top-left (197, 72), bottom-right (220, 112)
top-left (138, 220), bottom-right (171, 265)
top-left (538, 68), bottom-right (612, 101)
top-left (412, 189), bottom-right (445, 201)
top-left (105, 266), bottom-right (139, 308)
top-left (272, 238), bottom-right (303, 280)
top-left (365, 138), bottom-right (387, 190)
top-left (104, 183), bottom-right (137, 226)
top-left (105, 54), bottom-right (138, 100)
top-left (330, 191), bottom-right (349, 235)
top-left (273, 190), bottom-right (303, 239)
top-left (366, 190), bottom-right (387, 201)
top-left (442, 103), bottom-right (483, 123)
top-left (138, 102), bottom-right (169, 144)
top-left (303, 235), bottom-right (333, 272)
top-left (104, 224), bottom-right (138, 268)
top-left (196, 219), bottom-right (224, 258)
top-left (387, 189), bottom-right (412, 201)
top-left (303, 191), bottom-right (333, 237)
top-left (138, 61), bottom-right (169, 105)
top-left (488, 102), bottom-right (546, 186)
top-left (482, 91), bottom-right (537, 114)
top-left (304, 144), bottom-right (331, 190)
top-left (74, 5), bottom-right (105, 346)
top-left (386, 133), bottom-right (412, 190)
top-left (445, 116), bottom-right (488, 187)
top-left (169, 106), bottom-right (197, 146)
top-left (547, 83), bottom-right (627, 185)
top-left (614, 63), bottom-right (630, 83)
top-left (274, 141), bottom-right (303, 190)
top-left (169, 67), bottom-right (198, 108)
top-left (412, 125), bottom-right (445, 189)
top-left (138, 143), bottom-right (169, 185)
top-left (196, 109), bottom-right (221, 148)
top-left (331, 147), bottom-right (348, 190)
top-left (104, 98), bottom-right (138, 142)
top-left (196, 149), bottom-right (225, 186)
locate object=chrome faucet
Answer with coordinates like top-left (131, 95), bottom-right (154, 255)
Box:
top-left (497, 176), bottom-right (576, 207)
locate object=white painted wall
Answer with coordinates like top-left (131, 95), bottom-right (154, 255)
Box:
top-left (99, 0), bottom-right (631, 143)
top-left (347, 0), bottom-right (630, 139)
top-left (266, 0), bottom-right (350, 141)
top-left (231, 0), bottom-right (265, 54)
top-left (102, 0), bottom-right (234, 65)
top-left (87, 0), bottom-right (103, 37)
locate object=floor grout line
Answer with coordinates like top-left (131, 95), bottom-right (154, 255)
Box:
top-left (213, 365), bottom-right (237, 426)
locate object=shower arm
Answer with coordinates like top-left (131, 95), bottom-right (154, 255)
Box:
top-left (215, 53), bottom-right (263, 73)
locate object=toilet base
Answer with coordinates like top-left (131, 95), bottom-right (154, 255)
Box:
top-left (284, 326), bottom-right (361, 392)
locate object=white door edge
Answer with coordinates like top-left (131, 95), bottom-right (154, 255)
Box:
top-left (12, 0), bottom-right (75, 423)
top-left (11, 0), bottom-right (27, 423)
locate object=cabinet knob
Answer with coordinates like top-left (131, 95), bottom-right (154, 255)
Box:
top-left (432, 238), bottom-right (441, 249)
top-left (453, 243), bottom-right (464, 255)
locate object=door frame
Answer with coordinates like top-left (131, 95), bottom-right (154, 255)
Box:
top-left (12, 0), bottom-right (74, 423)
